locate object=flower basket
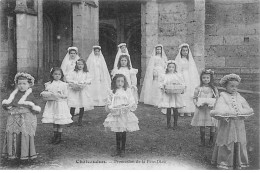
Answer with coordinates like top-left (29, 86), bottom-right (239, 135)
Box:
top-left (197, 98), bottom-right (216, 107)
top-left (165, 84), bottom-right (185, 94)
top-left (69, 83), bottom-right (86, 91)
top-left (109, 104), bottom-right (131, 116)
top-left (40, 91), bottom-right (58, 101)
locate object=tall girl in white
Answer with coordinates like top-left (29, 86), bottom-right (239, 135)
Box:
top-left (87, 46), bottom-right (111, 106)
top-left (175, 43), bottom-right (200, 116)
top-left (67, 59), bottom-right (94, 126)
top-left (140, 44), bottom-right (168, 106)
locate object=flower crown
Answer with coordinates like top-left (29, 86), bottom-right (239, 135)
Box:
top-left (14, 72), bottom-right (35, 86)
top-left (202, 69), bottom-right (214, 75)
top-left (219, 73), bottom-right (241, 86)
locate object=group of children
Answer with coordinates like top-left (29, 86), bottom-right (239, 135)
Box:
top-left (1, 43), bottom-right (254, 169)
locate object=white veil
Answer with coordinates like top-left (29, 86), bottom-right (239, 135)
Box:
top-left (86, 47), bottom-right (111, 90)
top-left (113, 43), bottom-right (131, 69)
top-left (175, 43), bottom-right (200, 97)
top-left (60, 47), bottom-right (80, 76)
top-left (140, 44), bottom-right (168, 104)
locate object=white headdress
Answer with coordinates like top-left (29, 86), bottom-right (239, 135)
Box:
top-left (61, 46), bottom-right (80, 76)
top-left (140, 44), bottom-right (168, 103)
top-left (166, 60), bottom-right (176, 65)
top-left (113, 43), bottom-right (131, 69)
top-left (175, 43), bottom-right (200, 96)
top-left (93, 45), bottom-right (101, 50)
top-left (86, 46), bottom-right (111, 89)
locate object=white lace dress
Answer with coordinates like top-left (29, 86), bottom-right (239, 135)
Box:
top-left (103, 88), bottom-right (139, 132)
top-left (42, 80), bottom-right (73, 124)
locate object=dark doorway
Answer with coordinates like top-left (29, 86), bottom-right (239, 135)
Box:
top-left (43, 0), bottom-right (72, 82)
top-left (99, 0), bottom-right (141, 85)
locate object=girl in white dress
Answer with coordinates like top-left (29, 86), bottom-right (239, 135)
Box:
top-left (41, 67), bottom-right (72, 144)
top-left (87, 46), bottom-right (111, 106)
top-left (175, 43), bottom-right (200, 117)
top-left (111, 54), bottom-right (138, 103)
top-left (61, 47), bottom-right (80, 81)
top-left (103, 74), bottom-right (139, 157)
top-left (114, 43), bottom-right (132, 69)
top-left (140, 44), bottom-right (168, 106)
top-left (67, 59), bottom-right (94, 126)
top-left (159, 60), bottom-right (185, 129)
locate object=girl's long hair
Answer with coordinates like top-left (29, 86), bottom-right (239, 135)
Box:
top-left (180, 45), bottom-right (189, 60)
top-left (74, 59), bottom-right (88, 72)
top-left (50, 67), bottom-right (64, 83)
top-left (166, 62), bottom-right (177, 74)
top-left (111, 74), bottom-right (129, 94)
top-left (117, 55), bottom-right (131, 70)
top-left (199, 71), bottom-right (217, 97)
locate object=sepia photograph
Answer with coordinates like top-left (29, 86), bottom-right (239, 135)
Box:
top-left (0, 0), bottom-right (259, 170)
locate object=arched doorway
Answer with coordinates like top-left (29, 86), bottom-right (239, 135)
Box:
top-left (43, 14), bottom-right (54, 81)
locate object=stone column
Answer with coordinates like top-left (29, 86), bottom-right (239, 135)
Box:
top-left (15, 0), bottom-right (38, 78)
top-left (193, 0), bottom-right (205, 73)
top-left (37, 0), bottom-right (44, 82)
top-left (140, 0), bottom-right (158, 85)
top-left (72, 0), bottom-right (99, 60)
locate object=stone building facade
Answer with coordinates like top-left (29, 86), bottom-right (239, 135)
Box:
top-left (0, 0), bottom-right (259, 91)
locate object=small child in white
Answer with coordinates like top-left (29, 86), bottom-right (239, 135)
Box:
top-left (159, 60), bottom-right (185, 129)
top-left (103, 74), bottom-right (139, 157)
top-left (210, 74), bottom-right (254, 169)
top-left (2, 72), bottom-right (41, 160)
top-left (41, 67), bottom-right (72, 144)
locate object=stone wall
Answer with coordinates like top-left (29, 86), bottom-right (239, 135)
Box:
top-left (205, 0), bottom-right (260, 91)
top-left (73, 0), bottom-right (99, 61)
top-left (158, 1), bottom-right (192, 59)
top-left (157, 0), bottom-right (205, 72)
